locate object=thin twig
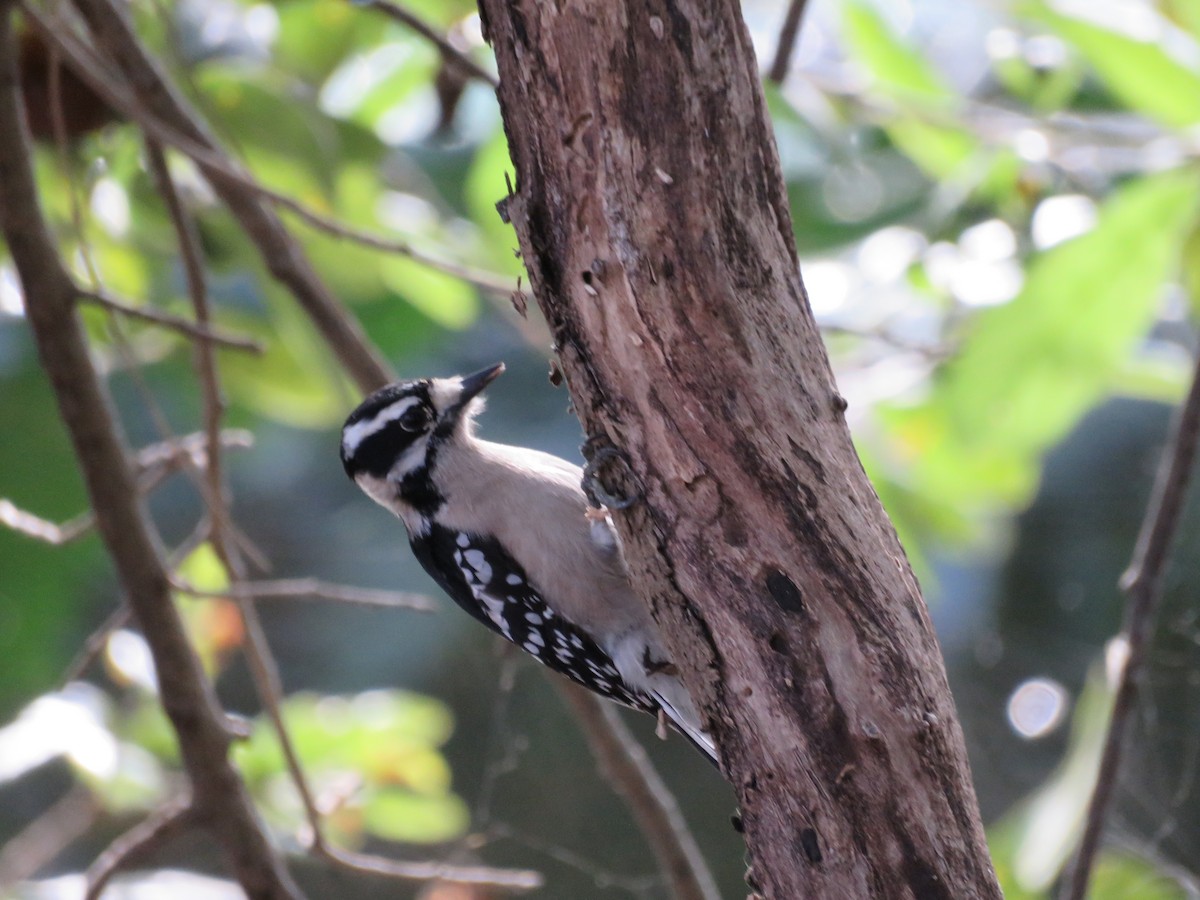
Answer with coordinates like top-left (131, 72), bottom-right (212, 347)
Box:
top-left (1061, 350), bottom-right (1200, 900)
top-left (22, 3), bottom-right (511, 306)
top-left (77, 288), bottom-right (263, 352)
top-left (175, 576), bottom-right (437, 611)
top-left (557, 684), bottom-right (720, 900)
top-left (160, 257), bottom-right (329, 880)
top-left (485, 822), bottom-right (660, 896)
top-left (149, 121), bottom-right (336, 865)
top-left (60, 602), bottom-right (132, 686)
top-left (135, 429), bottom-right (255, 472)
top-left (766, 0), bottom-right (810, 85)
top-left (819, 322), bottom-right (952, 358)
top-left (0, 431), bottom-right (254, 547)
top-left (470, 654), bottom-right (521, 828)
top-left (41, 0), bottom-right (391, 393)
top-left (0, 498), bottom-right (95, 544)
top-left (317, 844), bottom-right (542, 892)
top-left (145, 135), bottom-right (231, 582)
top-left (357, 0), bottom-right (498, 88)
top-left (84, 795), bottom-right (194, 900)
top-left (0, 7), bottom-right (302, 893)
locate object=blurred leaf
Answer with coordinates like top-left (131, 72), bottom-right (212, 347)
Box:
top-left (1088, 854), bottom-right (1188, 900)
top-left (324, 37), bottom-right (438, 130)
top-left (464, 130), bottom-right (525, 275)
top-left (274, 0), bottom-right (385, 83)
top-left (80, 742), bottom-right (167, 814)
top-left (363, 788), bottom-right (469, 844)
top-left (884, 119), bottom-right (978, 179)
top-left (220, 291), bottom-right (344, 429)
top-left (200, 68), bottom-right (341, 194)
top-left (177, 543), bottom-right (230, 594)
top-left (886, 168), bottom-right (1200, 518)
top-left (842, 2), bottom-right (980, 176)
top-left (1183, 222), bottom-right (1200, 319)
top-left (1160, 0), bottom-right (1200, 41)
top-left (1112, 352), bottom-right (1192, 404)
top-left (1025, 2), bottom-right (1200, 128)
top-left (991, 50), bottom-right (1085, 113)
top-left (989, 664), bottom-right (1110, 896)
top-left (380, 257), bottom-right (479, 329)
top-left (120, 696), bottom-right (180, 764)
top-left (234, 691), bottom-right (465, 844)
top-left (0, 357), bottom-right (103, 718)
top-left (944, 169), bottom-right (1198, 454)
top-left (172, 544), bottom-right (244, 674)
top-left (236, 691), bottom-right (456, 784)
top-left (843, 2), bottom-right (955, 103)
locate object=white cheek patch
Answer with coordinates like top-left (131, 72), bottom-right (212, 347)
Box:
top-left (342, 396), bottom-right (421, 455)
top-left (356, 473), bottom-right (396, 509)
top-left (354, 473), bottom-right (429, 536)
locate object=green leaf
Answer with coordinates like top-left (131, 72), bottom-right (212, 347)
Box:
top-left (1088, 854), bottom-right (1188, 900)
top-left (885, 168), bottom-right (1200, 517)
top-left (324, 37), bottom-right (439, 130)
top-left (176, 543), bottom-right (230, 594)
top-left (235, 691), bottom-right (457, 785)
top-left (1161, 0), bottom-right (1200, 42)
top-left (363, 789), bottom-right (470, 844)
top-left (989, 668), bottom-right (1188, 900)
top-left (234, 691), bottom-right (465, 844)
top-left (1112, 352), bottom-right (1192, 404)
top-left (199, 68), bottom-right (342, 195)
top-left (843, 2), bottom-right (955, 103)
top-left (1183, 222), bottom-right (1200, 320)
top-left (220, 292), bottom-right (344, 429)
top-left (1024, 2), bottom-right (1200, 128)
top-left (380, 257), bottom-right (480, 329)
top-left (464, 130), bottom-right (526, 275)
top-left (841, 2), bottom-right (980, 177)
top-left (988, 666), bottom-right (1112, 896)
top-left (945, 170), bottom-right (1199, 453)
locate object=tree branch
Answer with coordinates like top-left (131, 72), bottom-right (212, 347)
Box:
top-left (316, 845), bottom-right (542, 892)
top-left (1061, 350), bottom-right (1200, 900)
top-left (77, 289), bottom-right (263, 353)
top-left (767, 0), bottom-right (810, 85)
top-left (23, 4), bottom-right (515, 300)
top-left (84, 795), bottom-right (194, 900)
top-left (478, 2), bottom-right (1000, 895)
top-left (61, 0), bottom-right (392, 393)
top-left (558, 684), bottom-right (720, 900)
top-left (358, 0), bottom-right (498, 88)
top-left (178, 577), bottom-right (437, 611)
top-left (0, 6), bottom-right (301, 895)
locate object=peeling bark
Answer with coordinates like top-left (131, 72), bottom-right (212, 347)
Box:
top-left (477, 2), bottom-right (1001, 897)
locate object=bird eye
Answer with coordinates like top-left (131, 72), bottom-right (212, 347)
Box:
top-left (398, 405), bottom-right (430, 432)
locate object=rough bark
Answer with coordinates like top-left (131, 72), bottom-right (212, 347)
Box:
top-left (476, 2), bottom-right (1001, 897)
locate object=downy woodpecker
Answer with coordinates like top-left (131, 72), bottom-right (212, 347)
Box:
top-left (340, 363), bottom-right (716, 763)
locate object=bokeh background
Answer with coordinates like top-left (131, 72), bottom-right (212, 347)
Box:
top-left (2, 0), bottom-right (1200, 896)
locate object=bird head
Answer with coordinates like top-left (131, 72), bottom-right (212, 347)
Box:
top-left (340, 362), bottom-right (505, 491)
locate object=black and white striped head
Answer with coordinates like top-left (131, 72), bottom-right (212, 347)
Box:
top-left (340, 363), bottom-right (504, 509)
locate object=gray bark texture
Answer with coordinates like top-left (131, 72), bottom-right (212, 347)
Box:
top-left (475, 2), bottom-right (1003, 898)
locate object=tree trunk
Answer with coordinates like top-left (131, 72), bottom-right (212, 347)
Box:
top-left (476, 2), bottom-right (1002, 897)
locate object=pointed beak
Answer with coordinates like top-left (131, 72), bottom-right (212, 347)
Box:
top-left (457, 362), bottom-right (505, 406)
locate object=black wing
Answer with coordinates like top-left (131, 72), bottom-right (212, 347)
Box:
top-left (410, 524), bottom-right (657, 714)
